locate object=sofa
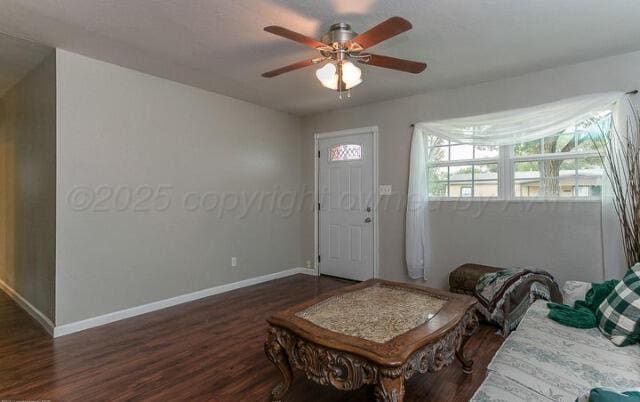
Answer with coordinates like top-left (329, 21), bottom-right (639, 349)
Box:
top-left (471, 297), bottom-right (640, 401)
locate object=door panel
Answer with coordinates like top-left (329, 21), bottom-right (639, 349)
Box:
top-left (329, 224), bottom-right (341, 259)
top-left (349, 226), bottom-right (362, 262)
top-left (318, 132), bottom-right (374, 281)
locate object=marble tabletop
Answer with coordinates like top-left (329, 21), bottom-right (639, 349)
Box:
top-left (296, 285), bottom-right (447, 343)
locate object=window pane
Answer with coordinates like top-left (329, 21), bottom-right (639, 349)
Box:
top-left (575, 113), bottom-right (611, 151)
top-left (576, 183), bottom-right (601, 197)
top-left (576, 186), bottom-right (590, 197)
top-left (450, 145), bottom-right (474, 160)
top-left (474, 181), bottom-right (498, 197)
top-left (474, 164), bottom-right (498, 180)
top-left (449, 165), bottom-right (473, 181)
top-left (428, 166), bottom-right (448, 182)
top-left (543, 159), bottom-right (576, 197)
top-left (428, 136), bottom-right (448, 146)
top-left (514, 179), bottom-right (541, 197)
top-left (575, 132), bottom-right (599, 152)
top-left (544, 133), bottom-right (575, 153)
top-left (577, 157), bottom-right (603, 197)
top-left (429, 146), bottom-right (449, 162)
top-left (429, 181), bottom-right (448, 197)
top-left (329, 144), bottom-right (361, 161)
top-left (559, 158), bottom-right (576, 172)
top-left (513, 139), bottom-right (541, 156)
top-left (577, 157), bottom-right (603, 175)
top-left (449, 182), bottom-right (473, 197)
top-left (541, 159), bottom-right (572, 178)
top-left (514, 161), bottom-right (541, 197)
top-left (508, 121), bottom-right (607, 199)
top-left (513, 161), bottom-right (540, 180)
top-left (474, 145), bottom-right (499, 159)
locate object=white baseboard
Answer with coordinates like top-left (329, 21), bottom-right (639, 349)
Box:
top-left (53, 267), bottom-right (317, 338)
top-left (0, 277), bottom-right (55, 336)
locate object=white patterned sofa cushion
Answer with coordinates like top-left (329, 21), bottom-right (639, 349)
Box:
top-left (472, 300), bottom-right (640, 402)
top-left (473, 372), bottom-right (555, 402)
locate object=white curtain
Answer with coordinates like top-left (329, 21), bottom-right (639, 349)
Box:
top-left (406, 91), bottom-right (628, 280)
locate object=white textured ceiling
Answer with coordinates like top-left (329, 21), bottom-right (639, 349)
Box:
top-left (0, 33), bottom-right (52, 97)
top-left (0, 0), bottom-right (639, 115)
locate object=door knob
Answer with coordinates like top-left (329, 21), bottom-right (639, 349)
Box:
top-left (364, 217), bottom-right (372, 223)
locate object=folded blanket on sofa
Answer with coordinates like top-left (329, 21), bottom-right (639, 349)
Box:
top-left (547, 279), bottom-right (619, 328)
top-left (475, 268), bottom-right (562, 336)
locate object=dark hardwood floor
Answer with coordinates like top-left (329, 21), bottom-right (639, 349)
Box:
top-left (0, 274), bottom-right (503, 401)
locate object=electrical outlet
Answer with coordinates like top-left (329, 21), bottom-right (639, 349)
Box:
top-left (306, 260), bottom-right (311, 269)
top-left (231, 257), bottom-right (237, 267)
top-left (379, 185), bottom-right (392, 196)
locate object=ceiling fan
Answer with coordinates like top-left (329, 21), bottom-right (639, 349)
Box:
top-left (261, 17), bottom-right (427, 97)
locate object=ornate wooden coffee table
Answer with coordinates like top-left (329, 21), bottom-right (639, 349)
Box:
top-left (264, 279), bottom-right (478, 401)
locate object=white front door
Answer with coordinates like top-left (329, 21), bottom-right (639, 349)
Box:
top-left (318, 131), bottom-right (374, 281)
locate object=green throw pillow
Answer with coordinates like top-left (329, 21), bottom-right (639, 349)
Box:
top-left (596, 264), bottom-right (640, 346)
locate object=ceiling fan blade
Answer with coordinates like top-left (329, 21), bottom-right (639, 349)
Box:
top-left (359, 53), bottom-right (427, 74)
top-left (350, 17), bottom-right (412, 50)
top-left (264, 26), bottom-right (331, 50)
top-left (262, 59), bottom-right (317, 78)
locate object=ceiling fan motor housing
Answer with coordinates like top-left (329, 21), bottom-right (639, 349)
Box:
top-left (321, 23), bottom-right (360, 54)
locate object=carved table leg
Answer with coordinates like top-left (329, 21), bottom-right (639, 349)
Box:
top-left (456, 335), bottom-right (473, 374)
top-left (265, 329), bottom-right (293, 402)
top-left (374, 369), bottom-right (405, 402)
top-left (456, 311), bottom-right (478, 375)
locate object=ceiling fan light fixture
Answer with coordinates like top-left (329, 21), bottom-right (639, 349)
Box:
top-left (341, 61), bottom-right (362, 90)
top-left (345, 77), bottom-right (362, 90)
top-left (315, 62), bottom-right (338, 90)
top-left (315, 61), bottom-right (362, 91)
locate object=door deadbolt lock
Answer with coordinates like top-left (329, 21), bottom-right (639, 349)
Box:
top-left (366, 206), bottom-right (372, 212)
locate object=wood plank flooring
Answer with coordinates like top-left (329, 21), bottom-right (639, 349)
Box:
top-left (0, 274), bottom-right (503, 401)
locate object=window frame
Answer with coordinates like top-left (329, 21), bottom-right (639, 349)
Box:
top-left (427, 142), bottom-right (603, 202)
top-left (427, 148), bottom-right (500, 199)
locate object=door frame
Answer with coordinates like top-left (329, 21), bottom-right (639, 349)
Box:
top-left (314, 126), bottom-right (379, 279)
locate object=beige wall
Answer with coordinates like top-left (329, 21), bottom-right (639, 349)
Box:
top-left (55, 50), bottom-right (302, 325)
top-left (28, 47), bottom-right (640, 326)
top-left (0, 52), bottom-right (56, 321)
top-left (301, 49), bottom-right (640, 289)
